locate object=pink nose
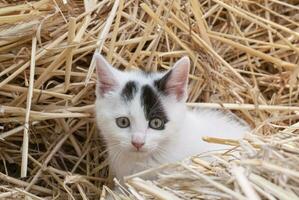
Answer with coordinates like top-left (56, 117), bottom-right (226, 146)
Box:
top-left (131, 141), bottom-right (144, 150)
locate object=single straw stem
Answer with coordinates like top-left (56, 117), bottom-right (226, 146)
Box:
top-left (21, 36), bottom-right (37, 177)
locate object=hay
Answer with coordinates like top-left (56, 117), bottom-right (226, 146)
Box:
top-left (0, 0), bottom-right (298, 199)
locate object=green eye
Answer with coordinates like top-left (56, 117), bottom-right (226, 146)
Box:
top-left (149, 118), bottom-right (165, 130)
top-left (116, 117), bottom-right (130, 128)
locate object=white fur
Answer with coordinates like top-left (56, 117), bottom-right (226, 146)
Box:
top-left (94, 54), bottom-right (249, 182)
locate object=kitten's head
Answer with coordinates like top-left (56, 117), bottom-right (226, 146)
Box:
top-left (94, 54), bottom-right (190, 156)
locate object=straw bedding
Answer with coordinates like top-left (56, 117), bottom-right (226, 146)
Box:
top-left (0, 0), bottom-right (298, 199)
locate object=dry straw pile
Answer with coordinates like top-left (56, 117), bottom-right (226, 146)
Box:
top-left (0, 0), bottom-right (299, 199)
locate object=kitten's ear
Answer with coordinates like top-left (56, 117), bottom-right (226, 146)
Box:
top-left (155, 56), bottom-right (190, 101)
top-left (94, 53), bottom-right (119, 96)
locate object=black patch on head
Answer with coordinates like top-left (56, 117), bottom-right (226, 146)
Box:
top-left (154, 70), bottom-right (172, 95)
top-left (140, 85), bottom-right (169, 123)
top-left (121, 81), bottom-right (137, 101)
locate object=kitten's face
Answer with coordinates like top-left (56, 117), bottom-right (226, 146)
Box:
top-left (94, 54), bottom-right (190, 156)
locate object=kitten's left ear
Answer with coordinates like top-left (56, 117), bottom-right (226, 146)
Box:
top-left (155, 56), bottom-right (190, 101)
top-left (94, 53), bottom-right (120, 97)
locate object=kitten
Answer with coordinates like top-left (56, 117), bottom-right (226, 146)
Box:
top-left (94, 53), bottom-right (249, 182)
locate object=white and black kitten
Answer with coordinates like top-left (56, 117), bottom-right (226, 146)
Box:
top-left (94, 53), bottom-right (249, 181)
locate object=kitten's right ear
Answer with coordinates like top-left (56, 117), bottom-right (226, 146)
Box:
top-left (155, 56), bottom-right (190, 101)
top-left (94, 53), bottom-right (119, 96)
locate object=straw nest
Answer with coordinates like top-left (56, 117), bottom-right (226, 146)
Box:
top-left (0, 0), bottom-right (298, 199)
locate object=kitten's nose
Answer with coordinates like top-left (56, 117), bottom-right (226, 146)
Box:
top-left (131, 141), bottom-right (144, 150)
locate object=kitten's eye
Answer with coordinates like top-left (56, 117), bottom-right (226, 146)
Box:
top-left (149, 118), bottom-right (164, 130)
top-left (116, 117), bottom-right (130, 128)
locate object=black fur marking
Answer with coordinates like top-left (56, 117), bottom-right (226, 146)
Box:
top-left (140, 85), bottom-right (169, 124)
top-left (121, 81), bottom-right (137, 101)
top-left (154, 70), bottom-right (172, 95)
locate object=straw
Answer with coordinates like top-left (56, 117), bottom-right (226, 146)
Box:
top-left (21, 36), bottom-right (37, 177)
top-left (0, 0), bottom-right (299, 199)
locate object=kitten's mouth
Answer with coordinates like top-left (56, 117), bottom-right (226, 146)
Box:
top-left (129, 148), bottom-right (148, 154)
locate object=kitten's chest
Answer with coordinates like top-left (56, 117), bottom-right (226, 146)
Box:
top-left (109, 152), bottom-right (163, 179)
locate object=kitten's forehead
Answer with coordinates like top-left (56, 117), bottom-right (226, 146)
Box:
top-left (120, 77), bottom-right (168, 123)
top-left (121, 81), bottom-right (138, 101)
top-left (120, 71), bottom-right (161, 102)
